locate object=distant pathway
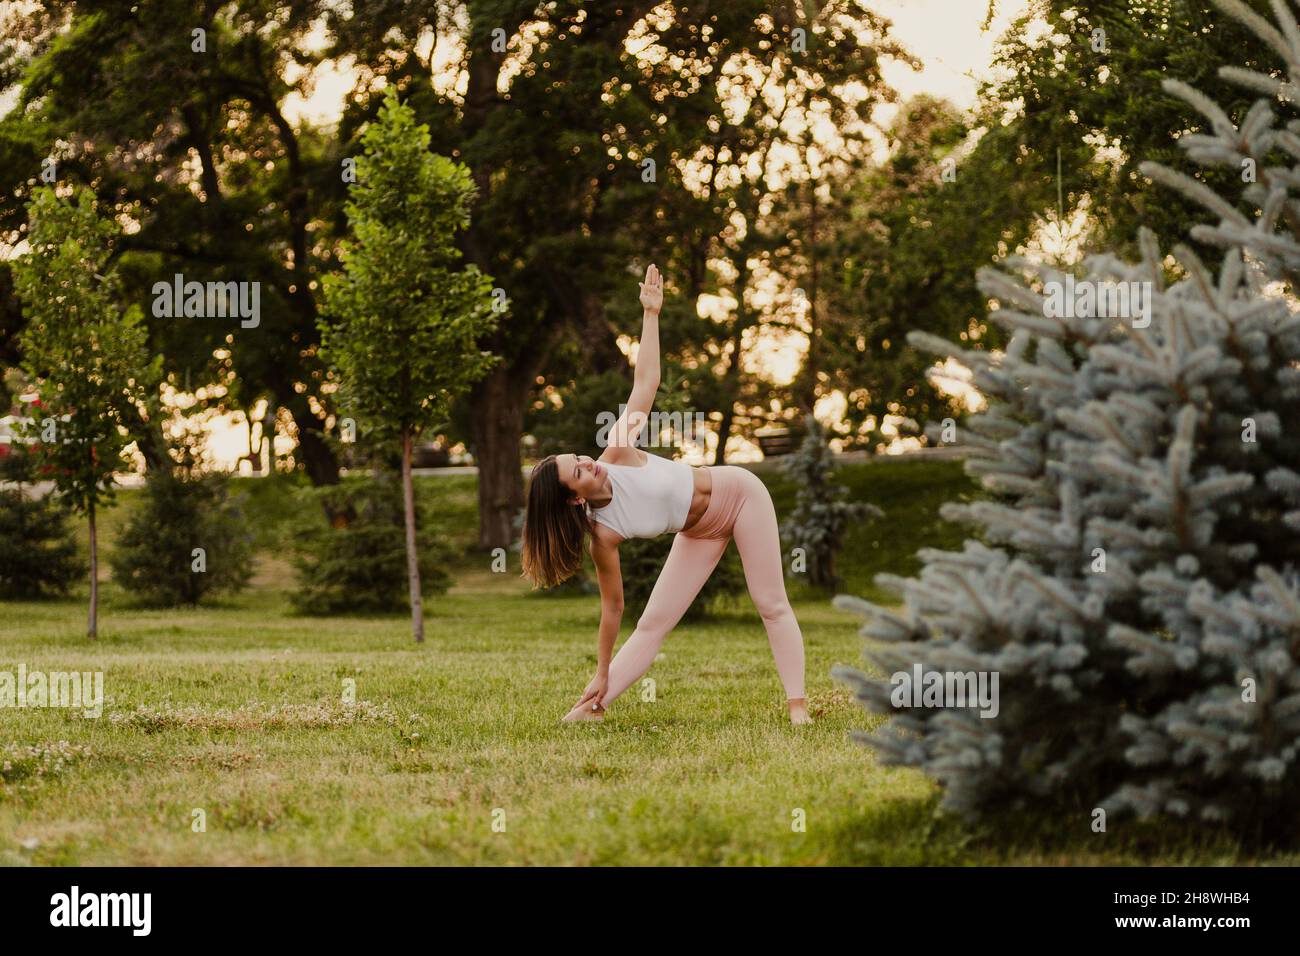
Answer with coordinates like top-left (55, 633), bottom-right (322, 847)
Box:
top-left (1, 446), bottom-right (966, 498)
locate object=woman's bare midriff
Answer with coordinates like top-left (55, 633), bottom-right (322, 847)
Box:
top-left (679, 465), bottom-right (713, 533)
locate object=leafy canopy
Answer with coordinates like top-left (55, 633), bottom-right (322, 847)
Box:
top-left (320, 89), bottom-right (498, 441)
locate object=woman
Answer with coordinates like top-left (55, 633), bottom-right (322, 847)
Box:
top-left (520, 264), bottom-right (812, 726)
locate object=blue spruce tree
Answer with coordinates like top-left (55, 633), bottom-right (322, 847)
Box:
top-left (833, 0), bottom-right (1300, 839)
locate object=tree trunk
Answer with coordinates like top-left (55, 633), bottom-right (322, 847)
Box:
top-left (799, 176), bottom-right (821, 415)
top-left (293, 406), bottom-right (339, 486)
top-left (712, 268), bottom-right (751, 465)
top-left (471, 362), bottom-right (530, 550)
top-left (265, 368), bottom-right (339, 486)
top-left (402, 429), bottom-right (424, 644)
top-left (87, 501), bottom-right (98, 640)
top-left (263, 401), bottom-right (279, 472)
top-left (712, 408), bottom-right (732, 465)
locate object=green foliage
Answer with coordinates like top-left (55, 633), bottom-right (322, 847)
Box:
top-left (288, 476), bottom-right (453, 615)
top-left (526, 369), bottom-right (630, 460)
top-left (778, 415), bottom-right (881, 591)
top-left (3, 4), bottom-right (353, 481)
top-left (11, 187), bottom-right (158, 514)
top-left (319, 89), bottom-right (499, 443)
top-left (981, 0), bottom-right (1265, 257)
top-left (819, 95), bottom-right (1054, 444)
top-left (616, 534), bottom-right (747, 624)
top-left (0, 443), bottom-right (84, 599)
top-left (109, 471), bottom-right (255, 607)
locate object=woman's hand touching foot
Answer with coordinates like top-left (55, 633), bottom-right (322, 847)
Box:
top-left (562, 671), bottom-right (609, 722)
top-left (561, 700), bottom-right (606, 722)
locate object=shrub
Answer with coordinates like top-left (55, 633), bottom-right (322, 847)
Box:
top-left (778, 414), bottom-right (881, 591)
top-left (110, 470), bottom-right (255, 606)
top-left (289, 475), bottom-right (453, 615)
top-left (617, 533), bottom-right (746, 624)
top-left (0, 443), bottom-right (84, 598)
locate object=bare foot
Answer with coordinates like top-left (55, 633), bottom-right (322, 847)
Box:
top-left (787, 698), bottom-right (813, 725)
top-left (561, 701), bottom-right (606, 723)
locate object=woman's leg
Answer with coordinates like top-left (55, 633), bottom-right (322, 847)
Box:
top-left (731, 472), bottom-right (807, 702)
top-left (599, 532), bottom-right (730, 708)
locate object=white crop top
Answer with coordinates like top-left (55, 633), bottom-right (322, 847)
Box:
top-left (585, 452), bottom-right (695, 540)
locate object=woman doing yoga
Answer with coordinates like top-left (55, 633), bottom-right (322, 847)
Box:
top-left (520, 264), bottom-right (812, 726)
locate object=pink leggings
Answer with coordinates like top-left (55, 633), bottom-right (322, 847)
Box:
top-left (601, 465), bottom-right (806, 707)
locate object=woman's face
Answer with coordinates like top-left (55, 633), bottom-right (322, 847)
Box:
top-left (555, 453), bottom-right (607, 504)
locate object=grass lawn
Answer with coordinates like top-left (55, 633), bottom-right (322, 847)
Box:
top-left (0, 457), bottom-right (1286, 865)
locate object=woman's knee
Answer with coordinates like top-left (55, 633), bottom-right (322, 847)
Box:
top-left (635, 606), bottom-right (673, 635)
top-left (753, 594), bottom-right (793, 624)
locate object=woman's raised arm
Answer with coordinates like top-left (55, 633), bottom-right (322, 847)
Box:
top-left (606, 263), bottom-right (663, 449)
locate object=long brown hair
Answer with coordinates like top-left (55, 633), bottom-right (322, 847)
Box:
top-left (521, 454), bottom-right (592, 588)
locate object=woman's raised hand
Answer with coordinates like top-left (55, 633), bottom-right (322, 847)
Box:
top-left (639, 263), bottom-right (663, 314)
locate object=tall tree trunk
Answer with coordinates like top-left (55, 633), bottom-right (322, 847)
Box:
top-left (471, 361), bottom-right (530, 550)
top-left (87, 500), bottom-right (98, 640)
top-left (263, 401), bottom-right (279, 472)
top-left (712, 320), bottom-right (745, 466)
top-left (294, 412), bottom-right (339, 486)
top-left (712, 264), bottom-right (752, 465)
top-left (402, 428), bottom-right (424, 644)
top-left (799, 176), bottom-right (820, 414)
top-left (268, 373), bottom-right (338, 486)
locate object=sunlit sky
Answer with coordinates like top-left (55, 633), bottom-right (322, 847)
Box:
top-left (6, 1), bottom-right (1033, 467)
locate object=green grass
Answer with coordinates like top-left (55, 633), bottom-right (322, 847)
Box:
top-left (0, 457), bottom-right (1286, 865)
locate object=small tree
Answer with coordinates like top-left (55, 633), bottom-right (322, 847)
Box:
top-left (288, 475), bottom-right (454, 615)
top-left (110, 468), bottom-right (255, 606)
top-left (13, 188), bottom-right (158, 637)
top-left (779, 414), bottom-right (880, 591)
top-left (0, 428), bottom-right (84, 599)
top-left (320, 89), bottom-right (499, 642)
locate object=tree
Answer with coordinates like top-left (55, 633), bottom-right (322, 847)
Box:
top-left (0, 427), bottom-right (84, 599)
top-left (814, 3), bottom-right (1270, 447)
top-left (109, 469), bottom-right (255, 607)
top-left (12, 187), bottom-right (158, 638)
top-left (319, 90), bottom-right (498, 643)
top-left (779, 414), bottom-right (880, 591)
top-left (981, 0), bottom-right (1266, 259)
top-left (288, 475), bottom-right (454, 616)
top-left (0, 2), bottom-right (354, 483)
top-left (1, 2), bottom-right (908, 545)
top-left (818, 95), bottom-right (1054, 447)
top-left (834, 0), bottom-right (1300, 839)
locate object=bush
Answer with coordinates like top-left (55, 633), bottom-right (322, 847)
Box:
top-left (617, 533), bottom-right (747, 624)
top-left (289, 475), bottom-right (453, 614)
top-left (778, 414), bottom-right (881, 591)
top-left (110, 471), bottom-right (255, 606)
top-left (0, 444), bottom-right (84, 598)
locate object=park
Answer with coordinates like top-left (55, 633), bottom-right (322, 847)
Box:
top-left (2, 0), bottom-right (1300, 881)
